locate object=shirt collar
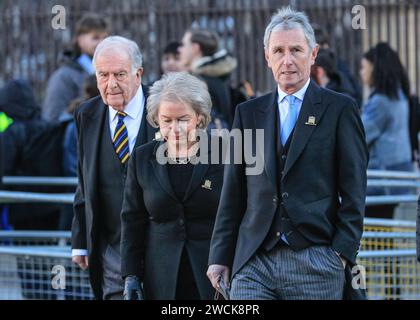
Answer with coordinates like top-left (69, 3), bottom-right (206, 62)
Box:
top-left (109, 85), bottom-right (144, 121)
top-left (77, 54), bottom-right (95, 75)
top-left (277, 78), bottom-right (311, 104)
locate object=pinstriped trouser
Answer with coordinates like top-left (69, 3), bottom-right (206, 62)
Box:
top-left (230, 245), bottom-right (345, 300)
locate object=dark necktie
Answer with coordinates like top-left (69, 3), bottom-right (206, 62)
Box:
top-left (113, 111), bottom-right (129, 164)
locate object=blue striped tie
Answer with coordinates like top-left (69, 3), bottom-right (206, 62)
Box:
top-left (113, 111), bottom-right (130, 164)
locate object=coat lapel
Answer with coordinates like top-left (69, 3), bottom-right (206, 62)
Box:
top-left (85, 99), bottom-right (107, 208)
top-left (254, 91), bottom-right (278, 193)
top-left (149, 137), bottom-right (213, 203)
top-left (283, 81), bottom-right (328, 178)
top-left (150, 141), bottom-right (179, 201)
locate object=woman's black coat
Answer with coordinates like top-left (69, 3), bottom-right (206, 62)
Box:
top-left (120, 137), bottom-right (225, 299)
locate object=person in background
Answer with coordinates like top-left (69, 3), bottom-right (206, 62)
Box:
top-left (63, 75), bottom-right (100, 178)
top-left (360, 42), bottom-right (414, 219)
top-left (0, 112), bottom-right (13, 132)
top-left (417, 196), bottom-right (420, 262)
top-left (42, 14), bottom-right (109, 121)
top-left (0, 80), bottom-right (41, 125)
top-left (121, 72), bottom-right (224, 300)
top-left (179, 29), bottom-right (237, 128)
top-left (160, 41), bottom-right (184, 74)
top-left (313, 24), bottom-right (362, 108)
top-left (58, 75), bottom-right (100, 232)
top-left (0, 79), bottom-right (61, 231)
top-left (311, 48), bottom-right (358, 101)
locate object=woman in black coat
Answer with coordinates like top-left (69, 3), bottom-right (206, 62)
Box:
top-left (120, 72), bottom-right (225, 300)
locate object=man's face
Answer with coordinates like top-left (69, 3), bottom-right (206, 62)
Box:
top-left (161, 52), bottom-right (183, 74)
top-left (179, 32), bottom-right (199, 69)
top-left (95, 50), bottom-right (143, 111)
top-left (77, 31), bottom-right (108, 57)
top-left (265, 28), bottom-right (318, 94)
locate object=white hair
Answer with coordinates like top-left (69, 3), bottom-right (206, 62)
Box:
top-left (146, 72), bottom-right (212, 129)
top-left (93, 35), bottom-right (143, 74)
top-left (263, 6), bottom-right (316, 50)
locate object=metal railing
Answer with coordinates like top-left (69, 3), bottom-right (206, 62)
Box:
top-left (357, 250), bottom-right (420, 300)
top-left (0, 170), bottom-right (419, 299)
top-left (0, 246), bottom-right (93, 300)
top-left (2, 170), bottom-right (419, 205)
top-left (359, 217), bottom-right (419, 300)
top-left (0, 216), bottom-right (417, 300)
top-left (0, 191), bottom-right (74, 204)
top-left (0, 231), bottom-right (71, 246)
top-left (2, 177), bottom-right (78, 187)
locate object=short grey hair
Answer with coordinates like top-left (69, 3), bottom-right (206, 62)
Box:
top-left (263, 6), bottom-right (316, 50)
top-left (93, 35), bottom-right (143, 73)
top-left (146, 72), bottom-right (212, 129)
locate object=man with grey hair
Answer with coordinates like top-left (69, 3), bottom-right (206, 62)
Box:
top-left (207, 7), bottom-right (368, 299)
top-left (71, 35), bottom-right (156, 299)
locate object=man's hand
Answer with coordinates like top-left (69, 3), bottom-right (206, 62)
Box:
top-left (123, 275), bottom-right (144, 300)
top-left (334, 251), bottom-right (347, 268)
top-left (207, 264), bottom-right (230, 291)
top-left (72, 255), bottom-right (88, 270)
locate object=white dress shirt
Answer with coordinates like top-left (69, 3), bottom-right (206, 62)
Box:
top-left (72, 85), bottom-right (145, 257)
top-left (108, 85), bottom-right (145, 153)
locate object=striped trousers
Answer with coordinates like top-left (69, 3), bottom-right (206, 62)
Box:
top-left (230, 245), bottom-right (345, 300)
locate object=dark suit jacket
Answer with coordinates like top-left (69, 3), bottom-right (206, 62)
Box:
top-left (0, 132), bottom-right (3, 187)
top-left (71, 85), bottom-right (156, 299)
top-left (120, 137), bottom-right (225, 299)
top-left (209, 81), bottom-right (368, 298)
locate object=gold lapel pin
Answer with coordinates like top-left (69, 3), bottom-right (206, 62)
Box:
top-left (154, 131), bottom-right (163, 140)
top-left (202, 179), bottom-right (212, 190)
top-left (305, 116), bottom-right (317, 126)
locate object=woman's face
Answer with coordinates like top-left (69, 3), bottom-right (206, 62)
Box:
top-left (157, 100), bottom-right (201, 150)
top-left (360, 58), bottom-right (374, 87)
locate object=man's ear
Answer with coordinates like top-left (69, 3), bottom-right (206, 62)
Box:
top-left (310, 44), bottom-right (319, 66)
top-left (264, 48), bottom-right (272, 68)
top-left (135, 67), bottom-right (144, 85)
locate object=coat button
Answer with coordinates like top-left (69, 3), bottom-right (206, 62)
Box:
top-left (179, 219), bottom-right (184, 226)
top-left (276, 232), bottom-right (281, 237)
top-left (272, 196), bottom-right (278, 204)
top-left (281, 155), bottom-right (287, 160)
top-left (282, 192), bottom-right (289, 199)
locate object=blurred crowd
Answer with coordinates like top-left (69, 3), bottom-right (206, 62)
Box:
top-left (0, 12), bottom-right (418, 232)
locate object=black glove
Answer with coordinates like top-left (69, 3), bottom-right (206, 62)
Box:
top-left (123, 275), bottom-right (144, 300)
